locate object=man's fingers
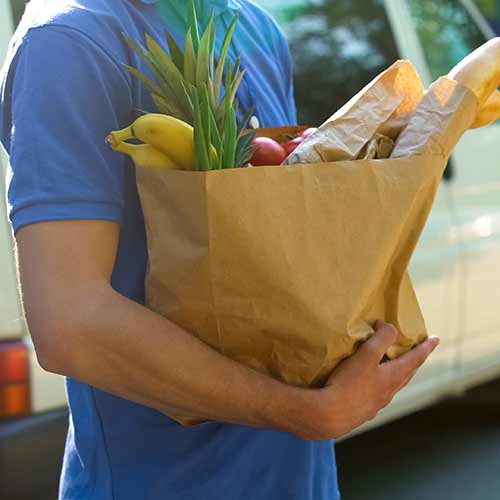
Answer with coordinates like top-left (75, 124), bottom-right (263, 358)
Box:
top-left (359, 321), bottom-right (398, 363)
top-left (388, 337), bottom-right (440, 382)
top-left (395, 366), bottom-right (419, 393)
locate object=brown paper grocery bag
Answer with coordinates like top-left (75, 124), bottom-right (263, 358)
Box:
top-left (392, 77), bottom-right (478, 157)
top-left (135, 70), bottom-right (477, 426)
top-left (137, 155), bottom-right (439, 395)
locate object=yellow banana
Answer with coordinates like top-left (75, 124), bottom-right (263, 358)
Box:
top-left (108, 114), bottom-right (217, 171)
top-left (111, 141), bottom-right (177, 169)
top-left (108, 114), bottom-right (195, 170)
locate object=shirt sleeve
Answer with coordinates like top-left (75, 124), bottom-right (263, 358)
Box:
top-left (0, 25), bottom-right (134, 234)
top-left (278, 29), bottom-right (297, 126)
top-left (283, 39), bottom-right (297, 125)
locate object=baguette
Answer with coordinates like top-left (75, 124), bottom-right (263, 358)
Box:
top-left (470, 89), bottom-right (500, 129)
top-left (448, 38), bottom-right (500, 128)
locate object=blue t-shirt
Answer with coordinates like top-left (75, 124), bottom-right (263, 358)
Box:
top-left (0, 1), bottom-right (339, 499)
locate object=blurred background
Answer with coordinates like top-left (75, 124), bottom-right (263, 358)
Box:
top-left (1, 0), bottom-right (500, 499)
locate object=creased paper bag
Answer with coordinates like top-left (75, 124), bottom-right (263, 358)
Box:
top-left (135, 63), bottom-right (477, 425)
top-left (285, 60), bottom-right (424, 164)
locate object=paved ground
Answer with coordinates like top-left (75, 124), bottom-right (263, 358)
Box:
top-left (336, 378), bottom-right (500, 500)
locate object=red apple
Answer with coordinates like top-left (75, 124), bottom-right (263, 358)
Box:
top-left (300, 127), bottom-right (318, 138)
top-left (251, 137), bottom-right (287, 166)
top-left (283, 136), bottom-right (304, 156)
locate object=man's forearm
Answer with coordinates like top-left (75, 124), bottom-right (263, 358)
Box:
top-left (50, 283), bottom-right (314, 434)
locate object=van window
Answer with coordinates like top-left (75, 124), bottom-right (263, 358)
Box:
top-left (407, 0), bottom-right (488, 79)
top-left (259, 0), bottom-right (400, 126)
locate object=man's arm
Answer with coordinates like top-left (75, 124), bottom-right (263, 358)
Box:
top-left (16, 219), bottom-right (439, 440)
top-left (16, 219), bottom-right (301, 428)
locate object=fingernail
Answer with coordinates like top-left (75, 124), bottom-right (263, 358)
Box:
top-left (429, 336), bottom-right (441, 349)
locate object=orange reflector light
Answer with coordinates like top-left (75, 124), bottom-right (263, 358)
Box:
top-left (0, 343), bottom-right (29, 382)
top-left (2, 384), bottom-right (30, 417)
top-left (0, 342), bottom-right (31, 418)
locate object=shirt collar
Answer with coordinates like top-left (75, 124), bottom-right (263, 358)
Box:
top-left (138, 0), bottom-right (241, 16)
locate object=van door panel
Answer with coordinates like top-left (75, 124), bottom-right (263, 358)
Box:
top-left (405, 0), bottom-right (500, 379)
top-left (452, 130), bottom-right (500, 377)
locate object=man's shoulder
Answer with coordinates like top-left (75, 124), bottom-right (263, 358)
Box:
top-left (238, 0), bottom-right (288, 55)
top-left (2, 0), bottom-right (146, 97)
top-left (0, 0), bottom-right (139, 152)
top-left (9, 0), bottom-right (142, 62)
top-left (239, 0), bottom-right (285, 37)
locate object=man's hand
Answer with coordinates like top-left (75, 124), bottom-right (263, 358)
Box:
top-left (297, 321), bottom-right (440, 441)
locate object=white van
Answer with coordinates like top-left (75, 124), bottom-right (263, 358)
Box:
top-left (258, 0), bottom-right (500, 433)
top-left (0, 0), bottom-right (499, 493)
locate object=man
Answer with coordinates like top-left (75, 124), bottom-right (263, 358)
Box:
top-left (0, 1), bottom-right (439, 499)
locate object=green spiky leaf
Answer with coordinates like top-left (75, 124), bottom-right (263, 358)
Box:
top-left (125, 33), bottom-right (193, 122)
top-left (200, 85), bottom-right (211, 159)
top-left (235, 129), bottom-right (256, 168)
top-left (220, 65), bottom-right (238, 168)
top-left (151, 93), bottom-right (184, 119)
top-left (123, 64), bottom-right (163, 96)
top-left (222, 109), bottom-right (237, 168)
top-left (126, 35), bottom-right (164, 82)
top-left (208, 13), bottom-right (216, 80)
top-left (208, 107), bottom-right (222, 153)
top-left (230, 68), bottom-right (247, 106)
top-left (214, 15), bottom-right (239, 104)
top-left (193, 90), bottom-right (211, 171)
top-left (238, 105), bottom-right (255, 134)
top-left (188, 0), bottom-right (201, 53)
top-left (165, 32), bottom-right (184, 71)
top-left (196, 13), bottom-right (215, 87)
top-left (231, 56), bottom-right (241, 82)
top-left (123, 34), bottom-right (168, 86)
top-left (184, 31), bottom-right (197, 83)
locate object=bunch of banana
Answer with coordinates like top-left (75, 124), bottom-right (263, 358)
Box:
top-left (107, 114), bottom-right (210, 170)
